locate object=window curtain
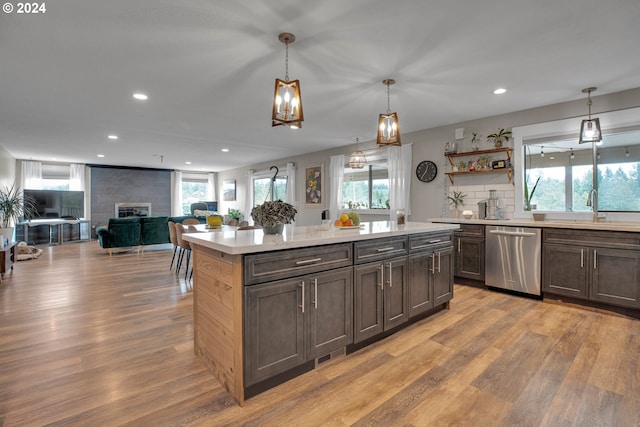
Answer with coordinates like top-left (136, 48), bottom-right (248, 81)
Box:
top-left (245, 169), bottom-right (255, 224)
top-left (329, 155), bottom-right (345, 221)
top-left (285, 162), bottom-right (296, 205)
top-left (172, 171), bottom-right (183, 216)
top-left (22, 160), bottom-right (43, 189)
top-left (387, 144), bottom-right (412, 221)
top-left (207, 172), bottom-right (216, 201)
top-left (69, 164), bottom-right (85, 191)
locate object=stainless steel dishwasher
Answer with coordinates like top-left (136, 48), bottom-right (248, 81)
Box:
top-left (485, 225), bottom-right (542, 296)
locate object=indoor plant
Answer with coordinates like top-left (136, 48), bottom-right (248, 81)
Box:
top-left (228, 208), bottom-right (242, 221)
top-left (250, 200), bottom-right (297, 234)
top-left (447, 190), bottom-right (467, 217)
top-left (524, 176), bottom-right (541, 211)
top-left (487, 128), bottom-right (512, 148)
top-left (0, 184), bottom-right (38, 243)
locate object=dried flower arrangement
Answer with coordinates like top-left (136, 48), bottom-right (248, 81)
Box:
top-left (250, 200), bottom-right (297, 228)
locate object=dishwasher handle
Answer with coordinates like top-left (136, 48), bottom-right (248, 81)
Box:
top-left (489, 230), bottom-right (538, 237)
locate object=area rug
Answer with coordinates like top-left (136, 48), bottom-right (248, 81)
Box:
top-left (16, 241), bottom-right (43, 261)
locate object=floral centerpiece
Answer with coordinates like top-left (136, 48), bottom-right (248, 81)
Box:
top-left (251, 200), bottom-right (297, 234)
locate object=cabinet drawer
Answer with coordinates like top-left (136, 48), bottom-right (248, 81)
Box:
top-left (455, 224), bottom-right (485, 236)
top-left (409, 232), bottom-right (453, 253)
top-left (543, 229), bottom-right (640, 250)
top-left (244, 243), bottom-right (353, 285)
top-left (354, 236), bottom-right (408, 264)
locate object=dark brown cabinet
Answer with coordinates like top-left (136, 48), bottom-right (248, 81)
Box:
top-left (409, 245), bottom-right (454, 317)
top-left (244, 266), bottom-right (353, 386)
top-left (543, 229), bottom-right (640, 309)
top-left (453, 224), bottom-right (485, 282)
top-left (353, 256), bottom-right (408, 343)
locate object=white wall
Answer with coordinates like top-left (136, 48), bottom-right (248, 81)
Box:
top-left (0, 145), bottom-right (16, 188)
top-left (218, 88), bottom-right (640, 225)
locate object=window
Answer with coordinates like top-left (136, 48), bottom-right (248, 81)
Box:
top-left (523, 130), bottom-right (640, 213)
top-left (253, 176), bottom-right (287, 206)
top-left (42, 164), bottom-right (70, 190)
top-left (342, 164), bottom-right (389, 210)
top-left (181, 173), bottom-right (209, 215)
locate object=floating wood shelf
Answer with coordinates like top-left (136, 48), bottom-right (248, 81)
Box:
top-left (445, 148), bottom-right (513, 184)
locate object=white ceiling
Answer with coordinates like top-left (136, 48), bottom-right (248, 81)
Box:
top-left (1, 0), bottom-right (640, 172)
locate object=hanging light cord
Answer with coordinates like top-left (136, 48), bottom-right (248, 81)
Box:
top-left (284, 40), bottom-right (290, 82)
top-left (587, 91), bottom-right (592, 119)
top-left (386, 82), bottom-right (391, 114)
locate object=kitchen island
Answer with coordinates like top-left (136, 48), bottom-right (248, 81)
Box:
top-left (183, 221), bottom-right (458, 405)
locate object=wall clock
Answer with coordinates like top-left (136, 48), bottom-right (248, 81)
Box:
top-left (416, 160), bottom-right (438, 183)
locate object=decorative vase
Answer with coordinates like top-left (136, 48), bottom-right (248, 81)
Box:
top-left (494, 138), bottom-right (503, 148)
top-left (262, 223), bottom-right (284, 235)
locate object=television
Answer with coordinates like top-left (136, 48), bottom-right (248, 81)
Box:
top-left (24, 190), bottom-right (85, 219)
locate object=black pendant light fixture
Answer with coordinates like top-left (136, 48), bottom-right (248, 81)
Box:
top-left (272, 33), bottom-right (304, 129)
top-left (377, 79), bottom-right (401, 146)
top-left (578, 87), bottom-right (602, 144)
top-left (348, 138), bottom-right (366, 169)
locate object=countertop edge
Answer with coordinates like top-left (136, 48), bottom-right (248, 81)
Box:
top-left (428, 217), bottom-right (640, 232)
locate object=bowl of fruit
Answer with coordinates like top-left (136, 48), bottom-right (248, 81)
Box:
top-left (334, 211), bottom-right (361, 229)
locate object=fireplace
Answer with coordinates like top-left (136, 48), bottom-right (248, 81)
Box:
top-left (115, 203), bottom-right (151, 218)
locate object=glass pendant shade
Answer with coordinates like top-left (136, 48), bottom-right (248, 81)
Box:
top-left (578, 118), bottom-right (601, 144)
top-left (272, 78), bottom-right (303, 128)
top-left (578, 87), bottom-right (601, 144)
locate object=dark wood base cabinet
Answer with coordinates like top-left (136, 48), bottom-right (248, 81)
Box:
top-left (543, 229), bottom-right (640, 310)
top-left (453, 224), bottom-right (485, 282)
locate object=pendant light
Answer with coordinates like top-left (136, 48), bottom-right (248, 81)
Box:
top-left (578, 87), bottom-right (601, 144)
top-left (377, 79), bottom-right (401, 146)
top-left (272, 33), bottom-right (303, 129)
top-left (348, 138), bottom-right (366, 169)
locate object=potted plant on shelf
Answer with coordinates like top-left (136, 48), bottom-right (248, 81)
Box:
top-left (0, 184), bottom-right (38, 244)
top-left (487, 128), bottom-right (512, 148)
top-left (250, 200), bottom-right (297, 234)
top-left (447, 190), bottom-right (467, 218)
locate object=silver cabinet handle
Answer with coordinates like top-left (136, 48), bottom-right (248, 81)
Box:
top-left (388, 261), bottom-right (393, 288)
top-left (457, 239), bottom-right (461, 253)
top-left (437, 252), bottom-right (441, 273)
top-left (378, 264), bottom-right (384, 290)
top-left (430, 253), bottom-right (435, 274)
top-left (429, 239), bottom-right (442, 244)
top-left (412, 244), bottom-right (432, 249)
top-left (580, 249), bottom-right (584, 268)
top-left (295, 257), bottom-right (322, 265)
top-left (313, 278), bottom-right (318, 309)
top-left (594, 249), bottom-right (597, 269)
top-left (377, 247), bottom-right (396, 252)
top-left (299, 281), bottom-right (305, 313)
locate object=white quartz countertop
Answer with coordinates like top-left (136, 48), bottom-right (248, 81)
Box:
top-left (183, 221), bottom-right (459, 255)
top-left (429, 217), bottom-right (640, 232)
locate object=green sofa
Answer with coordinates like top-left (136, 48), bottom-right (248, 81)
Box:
top-left (96, 215), bottom-right (204, 253)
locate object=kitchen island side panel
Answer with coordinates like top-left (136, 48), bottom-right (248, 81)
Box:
top-left (192, 245), bottom-right (245, 405)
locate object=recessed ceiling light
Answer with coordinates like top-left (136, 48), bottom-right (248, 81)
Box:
top-left (97, 154), bottom-right (105, 158)
top-left (133, 93), bottom-right (148, 101)
top-left (185, 161), bottom-right (192, 165)
top-left (493, 88), bottom-right (507, 95)
top-left (221, 148), bottom-right (229, 152)
top-left (108, 135), bottom-right (118, 140)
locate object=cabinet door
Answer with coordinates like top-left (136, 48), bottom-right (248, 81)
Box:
top-left (590, 248), bottom-right (640, 309)
top-left (244, 278), bottom-right (306, 386)
top-left (307, 267), bottom-right (353, 359)
top-left (434, 246), bottom-right (454, 306)
top-left (354, 262), bottom-right (384, 343)
top-left (408, 253), bottom-right (433, 317)
top-left (454, 236), bottom-right (485, 281)
top-left (542, 244), bottom-right (588, 299)
top-left (383, 257), bottom-right (409, 330)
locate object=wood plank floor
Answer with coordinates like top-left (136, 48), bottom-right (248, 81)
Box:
top-left (1, 242), bottom-right (639, 426)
